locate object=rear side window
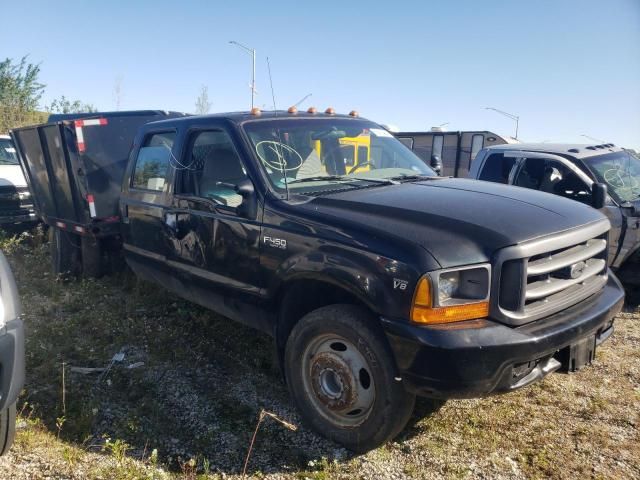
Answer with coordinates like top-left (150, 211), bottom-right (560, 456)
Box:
top-left (478, 153), bottom-right (516, 183)
top-left (132, 132), bottom-right (176, 191)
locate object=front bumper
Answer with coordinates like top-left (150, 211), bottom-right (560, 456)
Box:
top-left (0, 318), bottom-right (25, 411)
top-left (0, 210), bottom-right (37, 225)
top-left (381, 273), bottom-right (625, 399)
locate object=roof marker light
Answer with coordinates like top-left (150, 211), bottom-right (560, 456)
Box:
top-left (325, 107), bottom-right (335, 115)
top-left (307, 107), bottom-right (317, 114)
top-left (250, 107), bottom-right (261, 116)
top-left (287, 106), bottom-right (298, 114)
top-left (349, 110), bottom-right (359, 117)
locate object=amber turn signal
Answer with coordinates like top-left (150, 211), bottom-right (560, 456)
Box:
top-left (411, 302), bottom-right (489, 325)
top-left (411, 276), bottom-right (489, 325)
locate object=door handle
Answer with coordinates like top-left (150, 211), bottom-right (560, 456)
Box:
top-left (165, 212), bottom-right (177, 232)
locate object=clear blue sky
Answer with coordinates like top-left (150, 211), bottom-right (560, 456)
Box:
top-left (2, 0), bottom-right (639, 148)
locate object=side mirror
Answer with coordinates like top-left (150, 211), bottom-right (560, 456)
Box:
top-left (235, 179), bottom-right (258, 220)
top-left (621, 201), bottom-right (639, 216)
top-left (591, 182), bottom-right (607, 210)
top-left (430, 154), bottom-right (443, 176)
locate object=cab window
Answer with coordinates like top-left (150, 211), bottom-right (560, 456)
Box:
top-left (132, 132), bottom-right (176, 191)
top-left (514, 158), bottom-right (592, 204)
top-left (478, 153), bottom-right (516, 184)
top-left (178, 130), bottom-right (247, 208)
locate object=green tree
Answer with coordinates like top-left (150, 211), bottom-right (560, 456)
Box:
top-left (0, 56), bottom-right (46, 132)
top-left (45, 95), bottom-right (97, 114)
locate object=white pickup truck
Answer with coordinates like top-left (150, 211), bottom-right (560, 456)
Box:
top-left (0, 135), bottom-right (36, 225)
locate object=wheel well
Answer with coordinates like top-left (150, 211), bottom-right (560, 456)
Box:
top-left (275, 279), bottom-right (370, 349)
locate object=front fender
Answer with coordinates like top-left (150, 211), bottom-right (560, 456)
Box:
top-left (266, 245), bottom-right (421, 319)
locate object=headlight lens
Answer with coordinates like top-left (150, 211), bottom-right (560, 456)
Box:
top-left (438, 273), bottom-right (460, 304)
top-left (412, 265), bottom-right (491, 325)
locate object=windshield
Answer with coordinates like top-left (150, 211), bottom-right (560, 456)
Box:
top-left (585, 151), bottom-right (640, 203)
top-left (242, 118), bottom-right (435, 194)
top-left (0, 138), bottom-right (19, 165)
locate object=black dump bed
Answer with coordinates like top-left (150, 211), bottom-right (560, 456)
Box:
top-left (11, 110), bottom-right (185, 234)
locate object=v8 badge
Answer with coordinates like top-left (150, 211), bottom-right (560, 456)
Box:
top-left (393, 278), bottom-right (408, 290)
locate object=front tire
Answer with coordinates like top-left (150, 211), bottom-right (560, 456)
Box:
top-left (284, 304), bottom-right (415, 452)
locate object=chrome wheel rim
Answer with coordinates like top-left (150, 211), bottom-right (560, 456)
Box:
top-left (301, 334), bottom-right (376, 427)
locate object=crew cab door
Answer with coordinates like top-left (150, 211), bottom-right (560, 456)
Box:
top-left (165, 127), bottom-right (263, 318)
top-left (614, 201), bottom-right (640, 267)
top-left (121, 129), bottom-right (177, 285)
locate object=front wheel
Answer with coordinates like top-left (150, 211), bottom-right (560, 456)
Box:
top-left (284, 304), bottom-right (415, 452)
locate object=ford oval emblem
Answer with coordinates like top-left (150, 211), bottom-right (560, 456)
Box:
top-left (570, 261), bottom-right (587, 279)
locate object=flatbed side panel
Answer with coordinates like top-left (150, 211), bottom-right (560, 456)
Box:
top-left (41, 125), bottom-right (78, 222)
top-left (66, 114), bottom-right (182, 220)
top-left (11, 128), bottom-right (57, 219)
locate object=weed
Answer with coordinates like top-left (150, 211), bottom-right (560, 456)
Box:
top-left (104, 437), bottom-right (130, 464)
top-left (55, 416), bottom-right (66, 439)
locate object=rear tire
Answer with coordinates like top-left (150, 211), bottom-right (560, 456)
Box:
top-left (49, 227), bottom-right (80, 276)
top-left (0, 403), bottom-right (17, 456)
top-left (284, 304), bottom-right (415, 452)
top-left (81, 235), bottom-right (103, 278)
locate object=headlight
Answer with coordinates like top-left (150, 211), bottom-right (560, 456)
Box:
top-left (411, 264), bottom-right (490, 325)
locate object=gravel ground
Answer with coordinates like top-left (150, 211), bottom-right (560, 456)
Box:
top-left (0, 229), bottom-right (637, 479)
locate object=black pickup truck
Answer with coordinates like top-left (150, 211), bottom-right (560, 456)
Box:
top-left (16, 109), bottom-right (625, 451)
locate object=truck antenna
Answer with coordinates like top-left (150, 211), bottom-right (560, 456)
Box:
top-left (267, 56), bottom-right (290, 201)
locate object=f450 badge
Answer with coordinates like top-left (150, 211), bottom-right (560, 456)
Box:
top-left (264, 236), bottom-right (287, 250)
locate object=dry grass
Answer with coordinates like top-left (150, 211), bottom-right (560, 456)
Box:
top-left (0, 227), bottom-right (637, 479)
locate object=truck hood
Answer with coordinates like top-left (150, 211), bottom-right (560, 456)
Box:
top-left (308, 178), bottom-right (607, 268)
top-left (0, 165), bottom-right (27, 188)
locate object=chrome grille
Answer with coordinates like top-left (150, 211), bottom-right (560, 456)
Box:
top-left (523, 237), bottom-right (607, 315)
top-left (492, 219), bottom-right (611, 326)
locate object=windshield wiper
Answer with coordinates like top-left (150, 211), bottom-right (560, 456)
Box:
top-left (389, 174), bottom-right (436, 181)
top-left (350, 177), bottom-right (399, 185)
top-left (288, 175), bottom-right (352, 185)
top-left (289, 175), bottom-right (398, 185)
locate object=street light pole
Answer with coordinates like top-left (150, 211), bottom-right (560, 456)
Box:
top-left (293, 93), bottom-right (312, 108)
top-left (485, 107), bottom-right (519, 139)
top-left (229, 40), bottom-right (256, 110)
top-left (580, 134), bottom-right (606, 144)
